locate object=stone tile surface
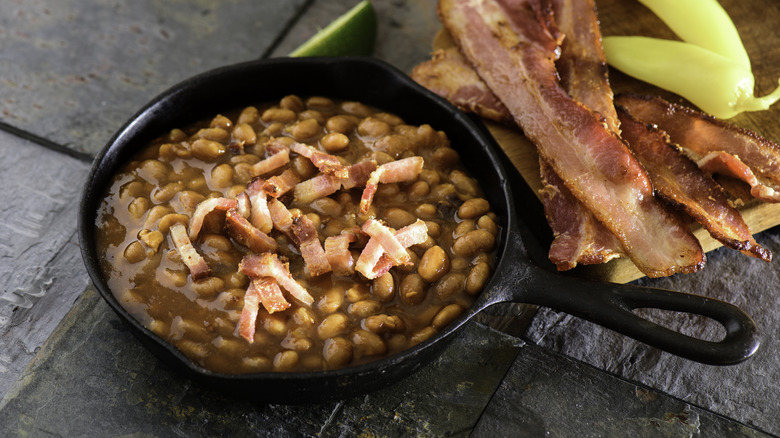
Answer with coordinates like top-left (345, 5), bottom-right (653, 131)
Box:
top-left (0, 0), bottom-right (308, 156)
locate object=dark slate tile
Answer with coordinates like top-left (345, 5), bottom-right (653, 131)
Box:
top-left (0, 129), bottom-right (91, 400)
top-left (524, 229), bottom-right (780, 436)
top-left (473, 344), bottom-right (771, 438)
top-left (0, 0), bottom-right (308, 156)
top-left (0, 288), bottom-right (522, 437)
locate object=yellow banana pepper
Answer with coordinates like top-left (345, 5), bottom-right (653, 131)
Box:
top-left (637, 0), bottom-right (750, 68)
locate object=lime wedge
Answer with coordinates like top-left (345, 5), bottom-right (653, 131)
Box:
top-left (289, 0), bottom-right (378, 57)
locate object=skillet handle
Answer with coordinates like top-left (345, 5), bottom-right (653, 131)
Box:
top-left (522, 269), bottom-right (760, 365)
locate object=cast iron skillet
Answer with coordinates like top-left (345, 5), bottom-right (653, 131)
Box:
top-left (79, 57), bottom-right (760, 403)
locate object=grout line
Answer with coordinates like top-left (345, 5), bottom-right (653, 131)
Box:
top-left (259, 0), bottom-right (315, 59)
top-left (0, 120), bottom-right (94, 164)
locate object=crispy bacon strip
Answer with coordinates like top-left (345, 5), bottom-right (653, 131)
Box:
top-left (539, 159), bottom-right (624, 270)
top-left (290, 215), bottom-right (332, 276)
top-left (440, 0), bottom-right (704, 277)
top-left (617, 108), bottom-right (770, 262)
top-left (224, 209), bottom-right (278, 253)
top-left (294, 174), bottom-right (341, 204)
top-left (263, 169), bottom-right (300, 198)
top-left (235, 192), bottom-right (251, 218)
top-left (411, 47), bottom-right (514, 124)
top-left (616, 94), bottom-right (780, 203)
top-left (361, 219), bottom-right (410, 265)
top-left (169, 223), bottom-right (210, 280)
top-left (290, 142), bottom-right (344, 174)
top-left (324, 232), bottom-right (356, 275)
top-left (238, 281), bottom-right (261, 342)
top-left (267, 197), bottom-right (295, 236)
top-left (239, 253), bottom-right (314, 306)
top-left (338, 160), bottom-right (378, 189)
top-left (251, 148), bottom-right (290, 177)
top-left (245, 178), bottom-right (273, 234)
top-left (188, 197), bottom-right (238, 241)
top-left (355, 220), bottom-right (428, 279)
top-left (359, 157), bottom-right (425, 214)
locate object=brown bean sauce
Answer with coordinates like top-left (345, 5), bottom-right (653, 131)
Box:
top-left (95, 95), bottom-right (499, 374)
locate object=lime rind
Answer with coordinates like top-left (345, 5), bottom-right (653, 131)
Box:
top-left (290, 0), bottom-right (378, 57)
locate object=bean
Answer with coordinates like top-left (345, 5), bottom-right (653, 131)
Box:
top-left (143, 205), bottom-right (173, 229)
top-left (280, 95), bottom-right (305, 112)
top-left (120, 180), bottom-right (146, 200)
top-left (450, 257), bottom-right (469, 271)
top-left (290, 118), bottom-right (321, 141)
top-left (191, 138), bottom-right (226, 162)
top-left (322, 337), bottom-right (353, 368)
top-left (137, 159), bottom-right (170, 184)
top-left (429, 183), bottom-right (457, 202)
top-left (450, 170), bottom-right (479, 197)
top-left (191, 276), bottom-right (224, 298)
top-left (168, 128), bottom-right (188, 142)
top-left (466, 262), bottom-right (491, 295)
top-left (458, 198), bottom-right (490, 220)
top-left (432, 272), bottom-right (466, 300)
top-left (477, 215), bottom-right (499, 235)
top-left (408, 180), bottom-right (430, 200)
top-left (273, 350), bottom-right (299, 371)
top-left (345, 284), bottom-right (370, 303)
top-left (394, 251), bottom-right (419, 274)
top-left (387, 333), bottom-right (408, 351)
top-left (305, 212), bottom-right (321, 230)
top-left (262, 122), bottom-right (285, 136)
top-left (452, 230), bottom-right (495, 257)
top-left (424, 221), bottom-right (441, 238)
top-left (178, 340), bottom-right (209, 358)
top-left (187, 175), bottom-right (207, 192)
top-left (410, 326), bottom-right (437, 346)
top-left (348, 299), bottom-right (381, 318)
top-left (261, 108), bottom-right (297, 124)
top-left (414, 203), bottom-right (439, 220)
top-left (383, 207), bottom-right (416, 229)
top-left (210, 163), bottom-right (234, 188)
top-left (453, 220), bottom-right (476, 239)
top-left (352, 330), bottom-right (387, 357)
top-left (237, 106), bottom-right (260, 125)
top-left (418, 246), bottom-right (450, 283)
top-left (232, 123), bottom-right (257, 146)
top-left (261, 313), bottom-right (288, 337)
top-left (432, 147), bottom-right (460, 169)
top-left (432, 304), bottom-right (465, 329)
top-left (151, 182), bottom-right (183, 204)
top-left (196, 127), bottom-right (230, 144)
top-left (317, 313), bottom-right (349, 339)
top-left (138, 229), bottom-right (164, 253)
top-left (310, 197), bottom-right (342, 216)
top-left (162, 267), bottom-right (188, 288)
top-left (241, 356), bottom-right (272, 373)
top-left (371, 273), bottom-right (395, 302)
top-left (363, 314), bottom-right (405, 334)
top-left (128, 197), bottom-right (151, 219)
top-left (176, 191), bottom-right (205, 214)
top-left (159, 142), bottom-right (191, 160)
top-left (372, 134), bottom-right (409, 157)
top-left (200, 233), bottom-right (233, 251)
top-left (400, 273), bottom-right (426, 306)
top-left (293, 307), bottom-right (317, 328)
top-left (325, 115), bottom-right (354, 134)
top-left (341, 101), bottom-right (373, 117)
top-left (291, 155), bottom-right (318, 179)
top-left (233, 163), bottom-right (254, 184)
top-left (224, 272), bottom-right (248, 290)
top-left (414, 235), bottom-right (436, 251)
top-left (373, 112), bottom-right (403, 125)
top-left (306, 96), bottom-right (335, 111)
top-left (281, 332), bottom-right (313, 352)
top-left (419, 169), bottom-right (441, 186)
top-left (299, 109), bottom-right (325, 123)
top-left (215, 289), bottom-right (244, 311)
top-left (320, 132), bottom-right (350, 152)
top-left (124, 241), bottom-right (146, 264)
top-left (358, 117), bottom-right (391, 137)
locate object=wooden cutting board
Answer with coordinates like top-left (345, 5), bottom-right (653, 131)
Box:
top-left (432, 0), bottom-right (780, 283)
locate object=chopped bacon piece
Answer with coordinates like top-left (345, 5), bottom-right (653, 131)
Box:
top-left (539, 159), bottom-right (624, 270)
top-left (235, 192), bottom-right (251, 218)
top-left (246, 178), bottom-right (273, 234)
top-left (359, 157), bottom-right (425, 214)
top-left (324, 232), bottom-right (357, 275)
top-left (290, 215), bottom-right (332, 276)
top-left (169, 223), bottom-right (210, 280)
top-left (239, 253), bottom-right (314, 306)
top-left (337, 160), bottom-right (378, 189)
top-left (263, 169), bottom-right (300, 198)
top-left (251, 148), bottom-right (290, 177)
top-left (188, 197), bottom-right (238, 241)
top-left (290, 142), bottom-right (344, 174)
top-left (356, 220), bottom-right (428, 279)
top-left (617, 108), bottom-right (771, 262)
top-left (264, 137), bottom-right (291, 155)
top-left (224, 209), bottom-right (278, 253)
top-left (238, 281), bottom-right (261, 342)
top-left (267, 197), bottom-right (295, 236)
top-left (255, 277), bottom-right (290, 314)
top-left (439, 0), bottom-right (704, 277)
top-left (294, 174), bottom-right (341, 204)
top-left (411, 47), bottom-right (514, 125)
top-left (361, 219), bottom-right (410, 265)
top-left (615, 94), bottom-right (780, 203)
